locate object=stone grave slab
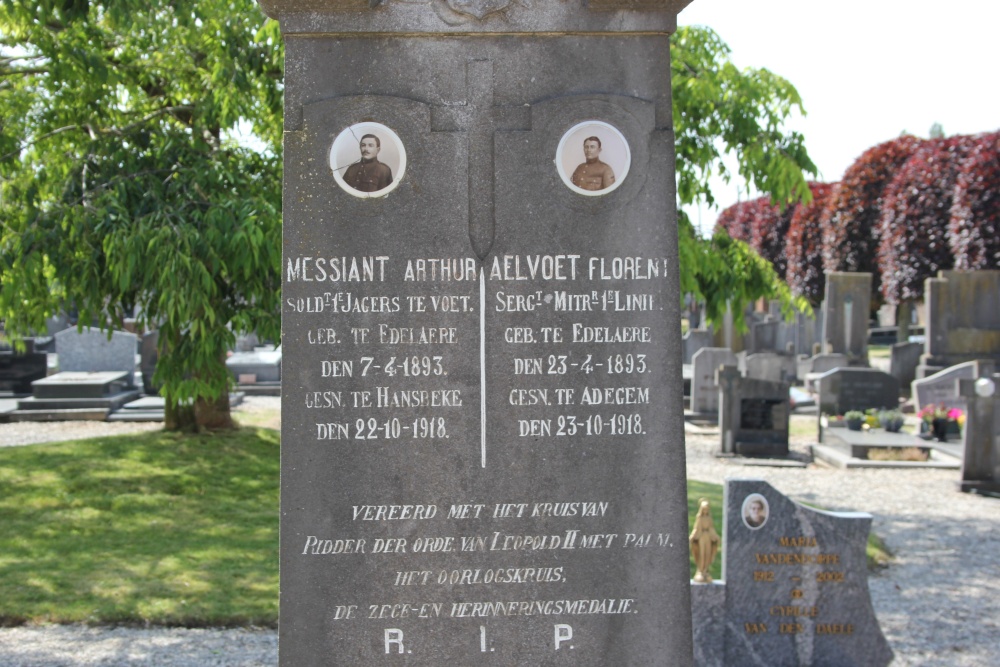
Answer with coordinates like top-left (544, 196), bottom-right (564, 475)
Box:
top-left (717, 366), bottom-right (789, 457)
top-left (744, 352), bottom-right (797, 384)
top-left (226, 349), bottom-right (281, 383)
top-left (55, 327), bottom-right (137, 383)
top-left (31, 371), bottom-right (132, 400)
top-left (821, 272), bottom-right (871, 362)
top-left (958, 363), bottom-right (1000, 495)
top-left (815, 428), bottom-right (960, 470)
top-left (265, 1), bottom-right (696, 664)
top-left (816, 367), bottom-right (898, 417)
top-left (691, 347), bottom-right (737, 414)
top-left (920, 270), bottom-right (1000, 376)
top-left (0, 345), bottom-right (48, 395)
top-left (709, 479), bottom-right (892, 667)
top-left (911, 360), bottom-right (980, 414)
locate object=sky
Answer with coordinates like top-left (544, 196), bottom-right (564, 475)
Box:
top-left (676, 0), bottom-right (1000, 234)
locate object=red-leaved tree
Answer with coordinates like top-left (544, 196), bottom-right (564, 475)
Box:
top-left (822, 135), bottom-right (924, 302)
top-left (715, 199), bottom-right (756, 242)
top-left (786, 182), bottom-right (838, 305)
top-left (949, 131), bottom-right (1000, 269)
top-left (747, 197), bottom-right (797, 279)
top-left (878, 136), bottom-right (975, 304)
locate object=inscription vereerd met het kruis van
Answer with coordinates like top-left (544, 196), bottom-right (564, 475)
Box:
top-left (285, 252), bottom-right (671, 634)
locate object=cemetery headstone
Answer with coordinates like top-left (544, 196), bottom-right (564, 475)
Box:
top-left (821, 272), bottom-right (870, 363)
top-left (744, 352), bottom-right (797, 385)
top-left (262, 1), bottom-right (696, 664)
top-left (919, 270), bottom-right (1000, 377)
top-left (692, 347), bottom-right (738, 414)
top-left (0, 340), bottom-right (47, 395)
top-left (54, 326), bottom-right (138, 382)
top-left (889, 341), bottom-right (922, 396)
top-left (712, 479), bottom-right (893, 667)
top-left (816, 367), bottom-right (898, 417)
top-left (717, 366), bottom-right (789, 457)
top-left (683, 328), bottom-right (714, 364)
top-left (750, 319), bottom-right (780, 354)
top-left (958, 361), bottom-right (1000, 495)
top-left (911, 360), bottom-right (983, 414)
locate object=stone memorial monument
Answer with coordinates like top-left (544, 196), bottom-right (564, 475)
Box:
top-left (918, 270), bottom-right (1000, 378)
top-left (691, 479), bottom-right (893, 667)
top-left (821, 272), bottom-right (870, 364)
top-left (259, 1), bottom-right (695, 664)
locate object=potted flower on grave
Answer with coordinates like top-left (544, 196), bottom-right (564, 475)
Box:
top-left (918, 404), bottom-right (963, 442)
top-left (878, 409), bottom-right (905, 433)
top-left (844, 410), bottom-right (865, 431)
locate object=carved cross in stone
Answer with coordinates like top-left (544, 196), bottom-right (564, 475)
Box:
top-left (432, 58), bottom-right (529, 259)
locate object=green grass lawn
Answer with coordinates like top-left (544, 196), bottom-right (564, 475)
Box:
top-left (0, 429), bottom-right (884, 626)
top-left (0, 428), bottom-right (280, 627)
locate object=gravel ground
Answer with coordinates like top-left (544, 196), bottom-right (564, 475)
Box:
top-left (1, 408), bottom-right (997, 665)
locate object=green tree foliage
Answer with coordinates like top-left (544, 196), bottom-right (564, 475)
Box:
top-left (671, 26), bottom-right (816, 325)
top-left (0, 0), bottom-right (283, 430)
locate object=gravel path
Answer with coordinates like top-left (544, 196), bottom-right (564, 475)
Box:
top-left (1, 411), bottom-right (997, 665)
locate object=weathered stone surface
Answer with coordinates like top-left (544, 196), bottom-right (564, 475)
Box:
top-left (920, 270), bottom-right (1000, 377)
top-left (270, 3), bottom-right (693, 664)
top-left (683, 328), bottom-right (713, 364)
top-left (54, 327), bottom-right (137, 384)
top-left (911, 360), bottom-right (981, 413)
top-left (721, 479), bottom-right (893, 667)
top-left (889, 341), bottom-right (922, 396)
top-left (225, 349), bottom-right (281, 383)
top-left (691, 347), bottom-right (737, 414)
top-left (718, 366), bottom-right (789, 457)
top-left (821, 272), bottom-right (870, 362)
top-left (958, 361), bottom-right (1000, 494)
top-left (744, 352), bottom-right (797, 385)
top-left (816, 367), bottom-right (898, 417)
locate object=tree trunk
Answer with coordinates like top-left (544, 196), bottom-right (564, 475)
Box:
top-left (164, 394), bottom-right (198, 432)
top-left (195, 391), bottom-right (234, 430)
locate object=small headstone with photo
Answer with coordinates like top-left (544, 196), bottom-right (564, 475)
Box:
top-left (690, 479), bottom-right (893, 667)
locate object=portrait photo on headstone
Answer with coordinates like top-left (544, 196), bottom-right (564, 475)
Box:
top-left (556, 120), bottom-right (630, 196)
top-left (330, 122), bottom-right (406, 197)
top-left (741, 493), bottom-right (769, 529)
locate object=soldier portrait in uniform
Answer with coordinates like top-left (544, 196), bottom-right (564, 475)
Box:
top-left (556, 120), bottom-right (630, 196)
top-left (742, 493), bottom-right (769, 530)
top-left (330, 122), bottom-right (406, 198)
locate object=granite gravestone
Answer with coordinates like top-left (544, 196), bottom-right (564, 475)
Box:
top-left (889, 341), bottom-right (922, 396)
top-left (262, 1), bottom-right (695, 664)
top-left (911, 360), bottom-right (982, 414)
top-left (744, 352), bottom-right (797, 385)
top-left (54, 326), bottom-right (137, 382)
top-left (958, 362), bottom-right (1000, 495)
top-left (717, 366), bottom-right (789, 457)
top-left (821, 272), bottom-right (870, 363)
top-left (919, 270), bottom-right (1000, 378)
top-left (702, 479), bottom-right (893, 667)
top-left (691, 347), bottom-right (738, 414)
top-left (815, 368), bottom-right (898, 417)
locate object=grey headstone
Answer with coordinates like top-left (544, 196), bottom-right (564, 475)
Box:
top-left (692, 347), bottom-right (738, 414)
top-left (920, 270), bottom-right (1000, 375)
top-left (888, 341), bottom-right (922, 396)
top-left (799, 353), bottom-right (849, 379)
top-left (718, 366), bottom-right (789, 457)
top-left (745, 352), bottom-right (797, 385)
top-left (54, 327), bottom-right (137, 385)
top-left (720, 479), bottom-right (893, 667)
top-left (683, 328), bottom-right (713, 364)
top-left (750, 320), bottom-right (780, 353)
top-left (911, 360), bottom-right (980, 414)
top-left (958, 361), bottom-right (1000, 494)
top-left (235, 332), bottom-right (260, 352)
top-left (816, 367), bottom-right (898, 417)
top-left (0, 345), bottom-right (48, 394)
top-left (226, 349), bottom-right (281, 383)
top-left (266, 1), bottom-right (695, 664)
top-left (821, 272), bottom-right (870, 361)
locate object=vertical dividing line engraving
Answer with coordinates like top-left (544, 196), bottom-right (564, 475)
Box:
top-left (480, 269), bottom-right (487, 468)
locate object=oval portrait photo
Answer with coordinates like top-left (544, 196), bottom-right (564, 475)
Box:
top-left (330, 122), bottom-right (406, 198)
top-left (741, 493), bottom-right (770, 530)
top-left (556, 120), bottom-right (631, 197)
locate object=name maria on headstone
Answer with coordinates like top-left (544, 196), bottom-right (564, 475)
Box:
top-left (260, 1), bottom-right (696, 664)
